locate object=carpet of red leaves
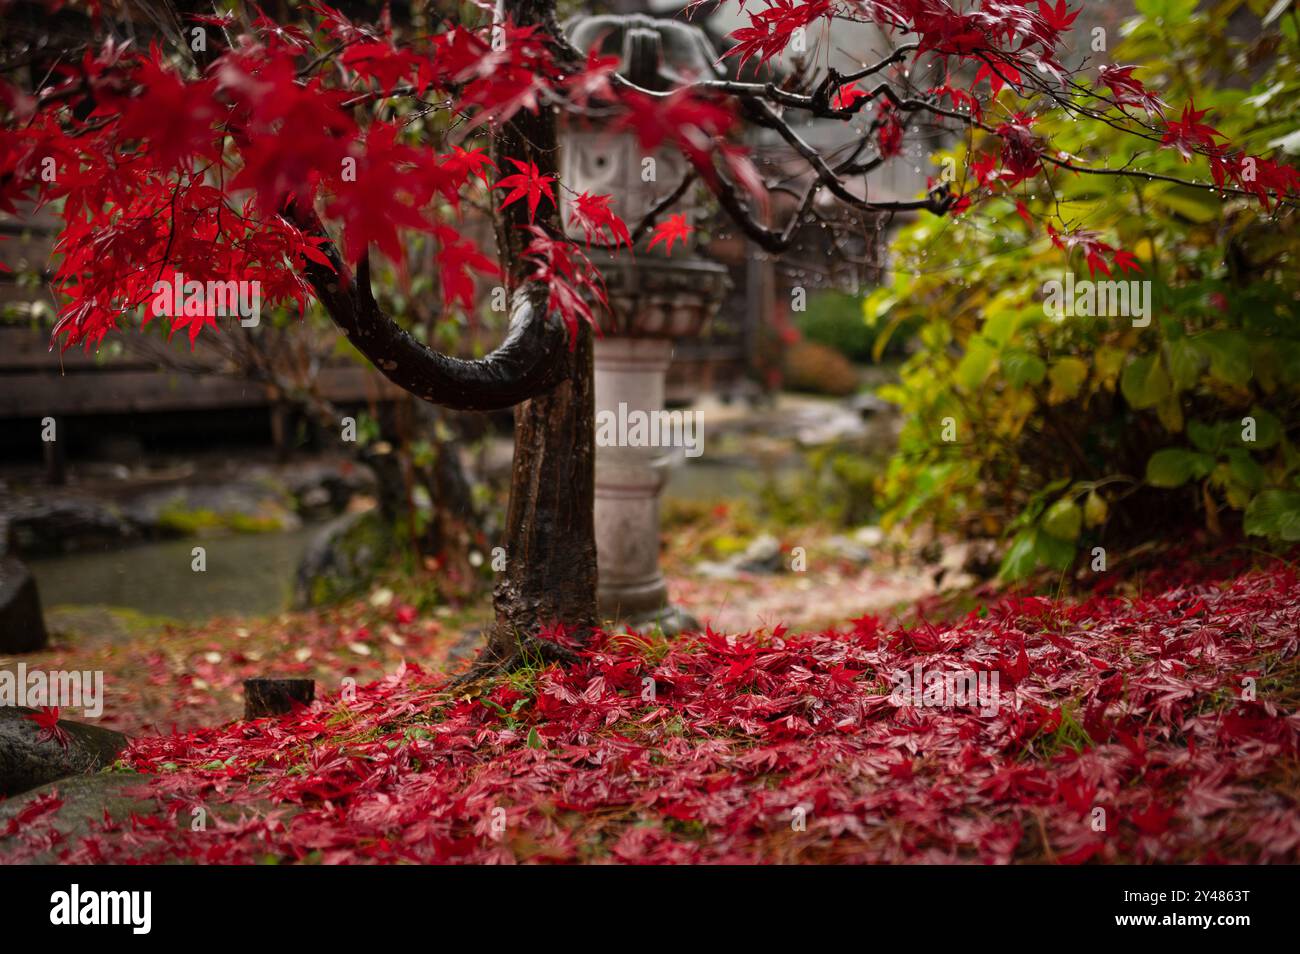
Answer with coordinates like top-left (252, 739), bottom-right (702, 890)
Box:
top-left (4, 561), bottom-right (1299, 863)
top-left (22, 597), bottom-right (480, 737)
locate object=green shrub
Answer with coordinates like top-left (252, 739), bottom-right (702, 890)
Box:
top-left (795, 291), bottom-right (873, 361)
top-left (870, 2), bottom-right (1300, 579)
top-left (796, 289), bottom-right (917, 362)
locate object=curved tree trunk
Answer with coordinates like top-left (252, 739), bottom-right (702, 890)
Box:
top-left (477, 0), bottom-right (597, 671)
top-left (483, 332), bottom-right (596, 668)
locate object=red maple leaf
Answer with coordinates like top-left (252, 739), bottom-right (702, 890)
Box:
top-left (832, 83), bottom-right (869, 110)
top-left (1161, 99), bottom-right (1226, 161)
top-left (647, 214), bottom-right (692, 256)
top-left (1097, 64), bottom-right (1166, 117)
top-left (1131, 801), bottom-right (1177, 836)
top-left (115, 50), bottom-right (221, 171)
top-left (1047, 225), bottom-right (1125, 278)
top-left (876, 100), bottom-right (905, 159)
top-left (1036, 0), bottom-right (1080, 33)
top-left (340, 40), bottom-right (424, 94)
top-left (566, 191), bottom-right (631, 250)
top-left (932, 82), bottom-right (983, 121)
top-left (1014, 199), bottom-right (1035, 229)
top-left (420, 146), bottom-right (495, 211)
top-left (995, 114), bottom-right (1041, 183)
top-left (974, 56), bottom-right (1023, 95)
top-left (324, 121), bottom-right (433, 264)
top-left (26, 706), bottom-right (72, 751)
top-left (1056, 775), bottom-right (1098, 817)
top-left (1111, 249), bottom-right (1141, 274)
top-left (1085, 249), bottom-right (1112, 278)
top-left (723, 0), bottom-right (834, 74)
top-left (4, 790), bottom-right (64, 837)
top-left (567, 48), bottom-right (620, 107)
top-left (521, 226), bottom-right (607, 344)
top-left (614, 88), bottom-right (734, 181)
top-left (494, 159), bottom-right (555, 223)
top-left (998, 642), bottom-right (1031, 686)
top-left (431, 224), bottom-right (499, 313)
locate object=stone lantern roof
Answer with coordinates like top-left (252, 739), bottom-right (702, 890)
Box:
top-left (559, 13), bottom-right (731, 340)
top-left (564, 14), bottom-right (723, 91)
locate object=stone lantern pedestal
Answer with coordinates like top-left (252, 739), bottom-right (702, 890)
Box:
top-left (591, 261), bottom-right (730, 634)
top-left (594, 337), bottom-right (673, 621)
top-left (560, 13), bottom-right (732, 634)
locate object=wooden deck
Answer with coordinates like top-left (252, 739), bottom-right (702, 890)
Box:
top-left (1, 207), bottom-right (763, 422)
top-left (0, 324), bottom-right (406, 419)
top-left (0, 207), bottom-right (405, 421)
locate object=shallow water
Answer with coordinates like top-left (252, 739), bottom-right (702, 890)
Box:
top-left (663, 453), bottom-right (807, 501)
top-left (29, 525), bottom-right (321, 621)
top-left (26, 455), bottom-right (813, 620)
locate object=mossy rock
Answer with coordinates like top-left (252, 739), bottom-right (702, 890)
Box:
top-left (0, 707), bottom-right (128, 798)
top-left (130, 483), bottom-right (301, 537)
top-left (0, 771), bottom-right (297, 863)
top-left (44, 605), bottom-right (173, 646)
top-left (293, 509), bottom-right (396, 609)
top-left (0, 773), bottom-right (157, 862)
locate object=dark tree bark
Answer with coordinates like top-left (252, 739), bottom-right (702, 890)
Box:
top-left (296, 248), bottom-right (569, 412)
top-left (477, 0), bottom-right (597, 671)
top-left (288, 0), bottom-right (597, 672)
top-left (243, 678), bottom-right (316, 719)
top-left (174, 0), bottom-right (597, 673)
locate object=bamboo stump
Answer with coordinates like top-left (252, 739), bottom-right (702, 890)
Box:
top-left (243, 678), bottom-right (315, 720)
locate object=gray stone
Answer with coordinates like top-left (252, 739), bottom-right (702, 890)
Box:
top-left (854, 525), bottom-right (886, 548)
top-left (282, 461), bottom-right (376, 519)
top-left (794, 408), bottom-right (870, 447)
top-left (848, 392), bottom-right (894, 417)
top-left (695, 534), bottom-right (788, 577)
top-left (3, 494), bottom-right (140, 556)
top-left (293, 508), bottom-right (395, 608)
top-left (0, 773), bottom-right (156, 863)
top-left (0, 771), bottom-right (296, 862)
top-left (825, 535), bottom-right (874, 564)
top-left (735, 533), bottom-right (785, 573)
top-left (0, 557), bottom-right (48, 652)
top-left (695, 559), bottom-right (740, 580)
top-left (0, 706), bottom-right (127, 798)
top-left (622, 605), bottom-right (700, 637)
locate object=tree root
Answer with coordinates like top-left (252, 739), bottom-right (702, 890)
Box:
top-left (450, 631), bottom-right (583, 687)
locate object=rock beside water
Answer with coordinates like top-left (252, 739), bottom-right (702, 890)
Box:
top-left (0, 556), bottom-right (48, 653)
top-left (0, 773), bottom-right (157, 863)
top-left (293, 508), bottom-right (395, 609)
top-left (0, 706), bottom-right (127, 798)
top-left (4, 495), bottom-right (140, 557)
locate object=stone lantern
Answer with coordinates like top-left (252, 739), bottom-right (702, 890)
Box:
top-left (561, 14), bottom-right (731, 633)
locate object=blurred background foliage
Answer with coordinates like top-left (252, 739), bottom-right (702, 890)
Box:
top-left (866, 0), bottom-right (1300, 579)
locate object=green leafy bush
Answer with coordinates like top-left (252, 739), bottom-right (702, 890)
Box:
top-left (870, 0), bottom-right (1300, 579)
top-left (796, 289), bottom-right (919, 362)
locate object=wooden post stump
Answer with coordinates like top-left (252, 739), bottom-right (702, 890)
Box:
top-left (243, 678), bottom-right (315, 720)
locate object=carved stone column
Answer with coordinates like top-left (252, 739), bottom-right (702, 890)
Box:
top-left (594, 337), bottom-right (673, 621)
top-left (558, 13), bottom-right (731, 635)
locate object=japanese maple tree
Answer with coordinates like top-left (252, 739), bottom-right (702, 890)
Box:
top-left (1, 0), bottom-right (1296, 669)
